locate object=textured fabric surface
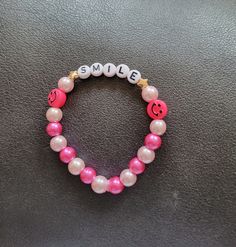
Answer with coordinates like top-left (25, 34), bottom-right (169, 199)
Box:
top-left (0, 0), bottom-right (236, 246)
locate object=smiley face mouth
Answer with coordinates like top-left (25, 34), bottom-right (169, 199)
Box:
top-left (151, 103), bottom-right (162, 116)
top-left (48, 90), bottom-right (57, 103)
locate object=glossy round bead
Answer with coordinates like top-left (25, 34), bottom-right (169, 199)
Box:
top-left (137, 146), bottom-right (155, 164)
top-left (68, 158), bottom-right (85, 175)
top-left (147, 99), bottom-right (168, 120)
top-left (103, 63), bottom-right (116, 77)
top-left (144, 133), bottom-right (162, 150)
top-left (142, 86), bottom-right (159, 102)
top-left (50, 135), bottom-right (67, 152)
top-left (46, 107), bottom-right (63, 122)
top-left (116, 64), bottom-right (130, 78)
top-left (127, 70), bottom-right (141, 84)
top-left (90, 63), bottom-right (103, 77)
top-left (80, 167), bottom-right (96, 184)
top-left (58, 77), bottom-right (74, 93)
top-left (120, 169), bottom-right (137, 187)
top-left (46, 122), bottom-right (62, 137)
top-left (78, 65), bottom-right (91, 79)
top-left (59, 147), bottom-right (77, 163)
top-left (129, 157), bottom-right (145, 175)
top-left (150, 120), bottom-right (167, 136)
top-left (108, 176), bottom-right (124, 194)
top-left (48, 88), bottom-right (67, 108)
top-left (91, 175), bottom-right (108, 194)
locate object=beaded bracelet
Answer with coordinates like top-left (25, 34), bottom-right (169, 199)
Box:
top-left (46, 63), bottom-right (168, 195)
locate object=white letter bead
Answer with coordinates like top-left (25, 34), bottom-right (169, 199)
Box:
top-left (103, 63), bottom-right (116, 77)
top-left (116, 64), bottom-right (130, 78)
top-left (78, 65), bottom-right (91, 79)
top-left (127, 70), bottom-right (141, 84)
top-left (90, 63), bottom-right (103, 77)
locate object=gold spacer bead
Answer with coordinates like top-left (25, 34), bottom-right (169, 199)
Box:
top-left (137, 78), bottom-right (149, 89)
top-left (68, 70), bottom-right (79, 80)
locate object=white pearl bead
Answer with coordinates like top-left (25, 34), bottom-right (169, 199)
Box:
top-left (120, 169), bottom-right (137, 187)
top-left (50, 135), bottom-right (67, 152)
top-left (78, 65), bottom-right (91, 79)
top-left (116, 64), bottom-right (130, 78)
top-left (103, 63), bottom-right (116, 77)
top-left (46, 107), bottom-right (63, 122)
top-left (91, 175), bottom-right (108, 194)
top-left (68, 158), bottom-right (85, 175)
top-left (127, 70), bottom-right (141, 84)
top-left (137, 146), bottom-right (155, 164)
top-left (150, 120), bottom-right (167, 136)
top-left (58, 77), bottom-right (74, 93)
top-left (90, 63), bottom-right (103, 77)
top-left (142, 86), bottom-right (159, 102)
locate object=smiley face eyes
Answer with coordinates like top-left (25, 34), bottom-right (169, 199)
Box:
top-left (147, 99), bottom-right (168, 120)
top-left (48, 90), bottom-right (57, 104)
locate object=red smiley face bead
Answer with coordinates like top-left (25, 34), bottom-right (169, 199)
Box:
top-left (147, 99), bottom-right (168, 120)
top-left (48, 88), bottom-right (67, 108)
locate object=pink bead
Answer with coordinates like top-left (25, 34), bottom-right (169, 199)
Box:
top-left (59, 147), bottom-right (77, 163)
top-left (147, 99), bottom-right (168, 120)
top-left (80, 167), bottom-right (96, 184)
top-left (48, 88), bottom-right (67, 108)
top-left (108, 176), bottom-right (124, 195)
top-left (129, 157), bottom-right (145, 175)
top-left (144, 133), bottom-right (162, 150)
top-left (46, 122), bottom-right (62, 137)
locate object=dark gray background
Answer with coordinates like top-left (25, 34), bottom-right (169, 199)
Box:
top-left (0, 0), bottom-right (236, 246)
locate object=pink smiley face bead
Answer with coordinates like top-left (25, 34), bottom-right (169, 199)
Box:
top-left (48, 88), bottom-right (67, 108)
top-left (147, 99), bottom-right (168, 120)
